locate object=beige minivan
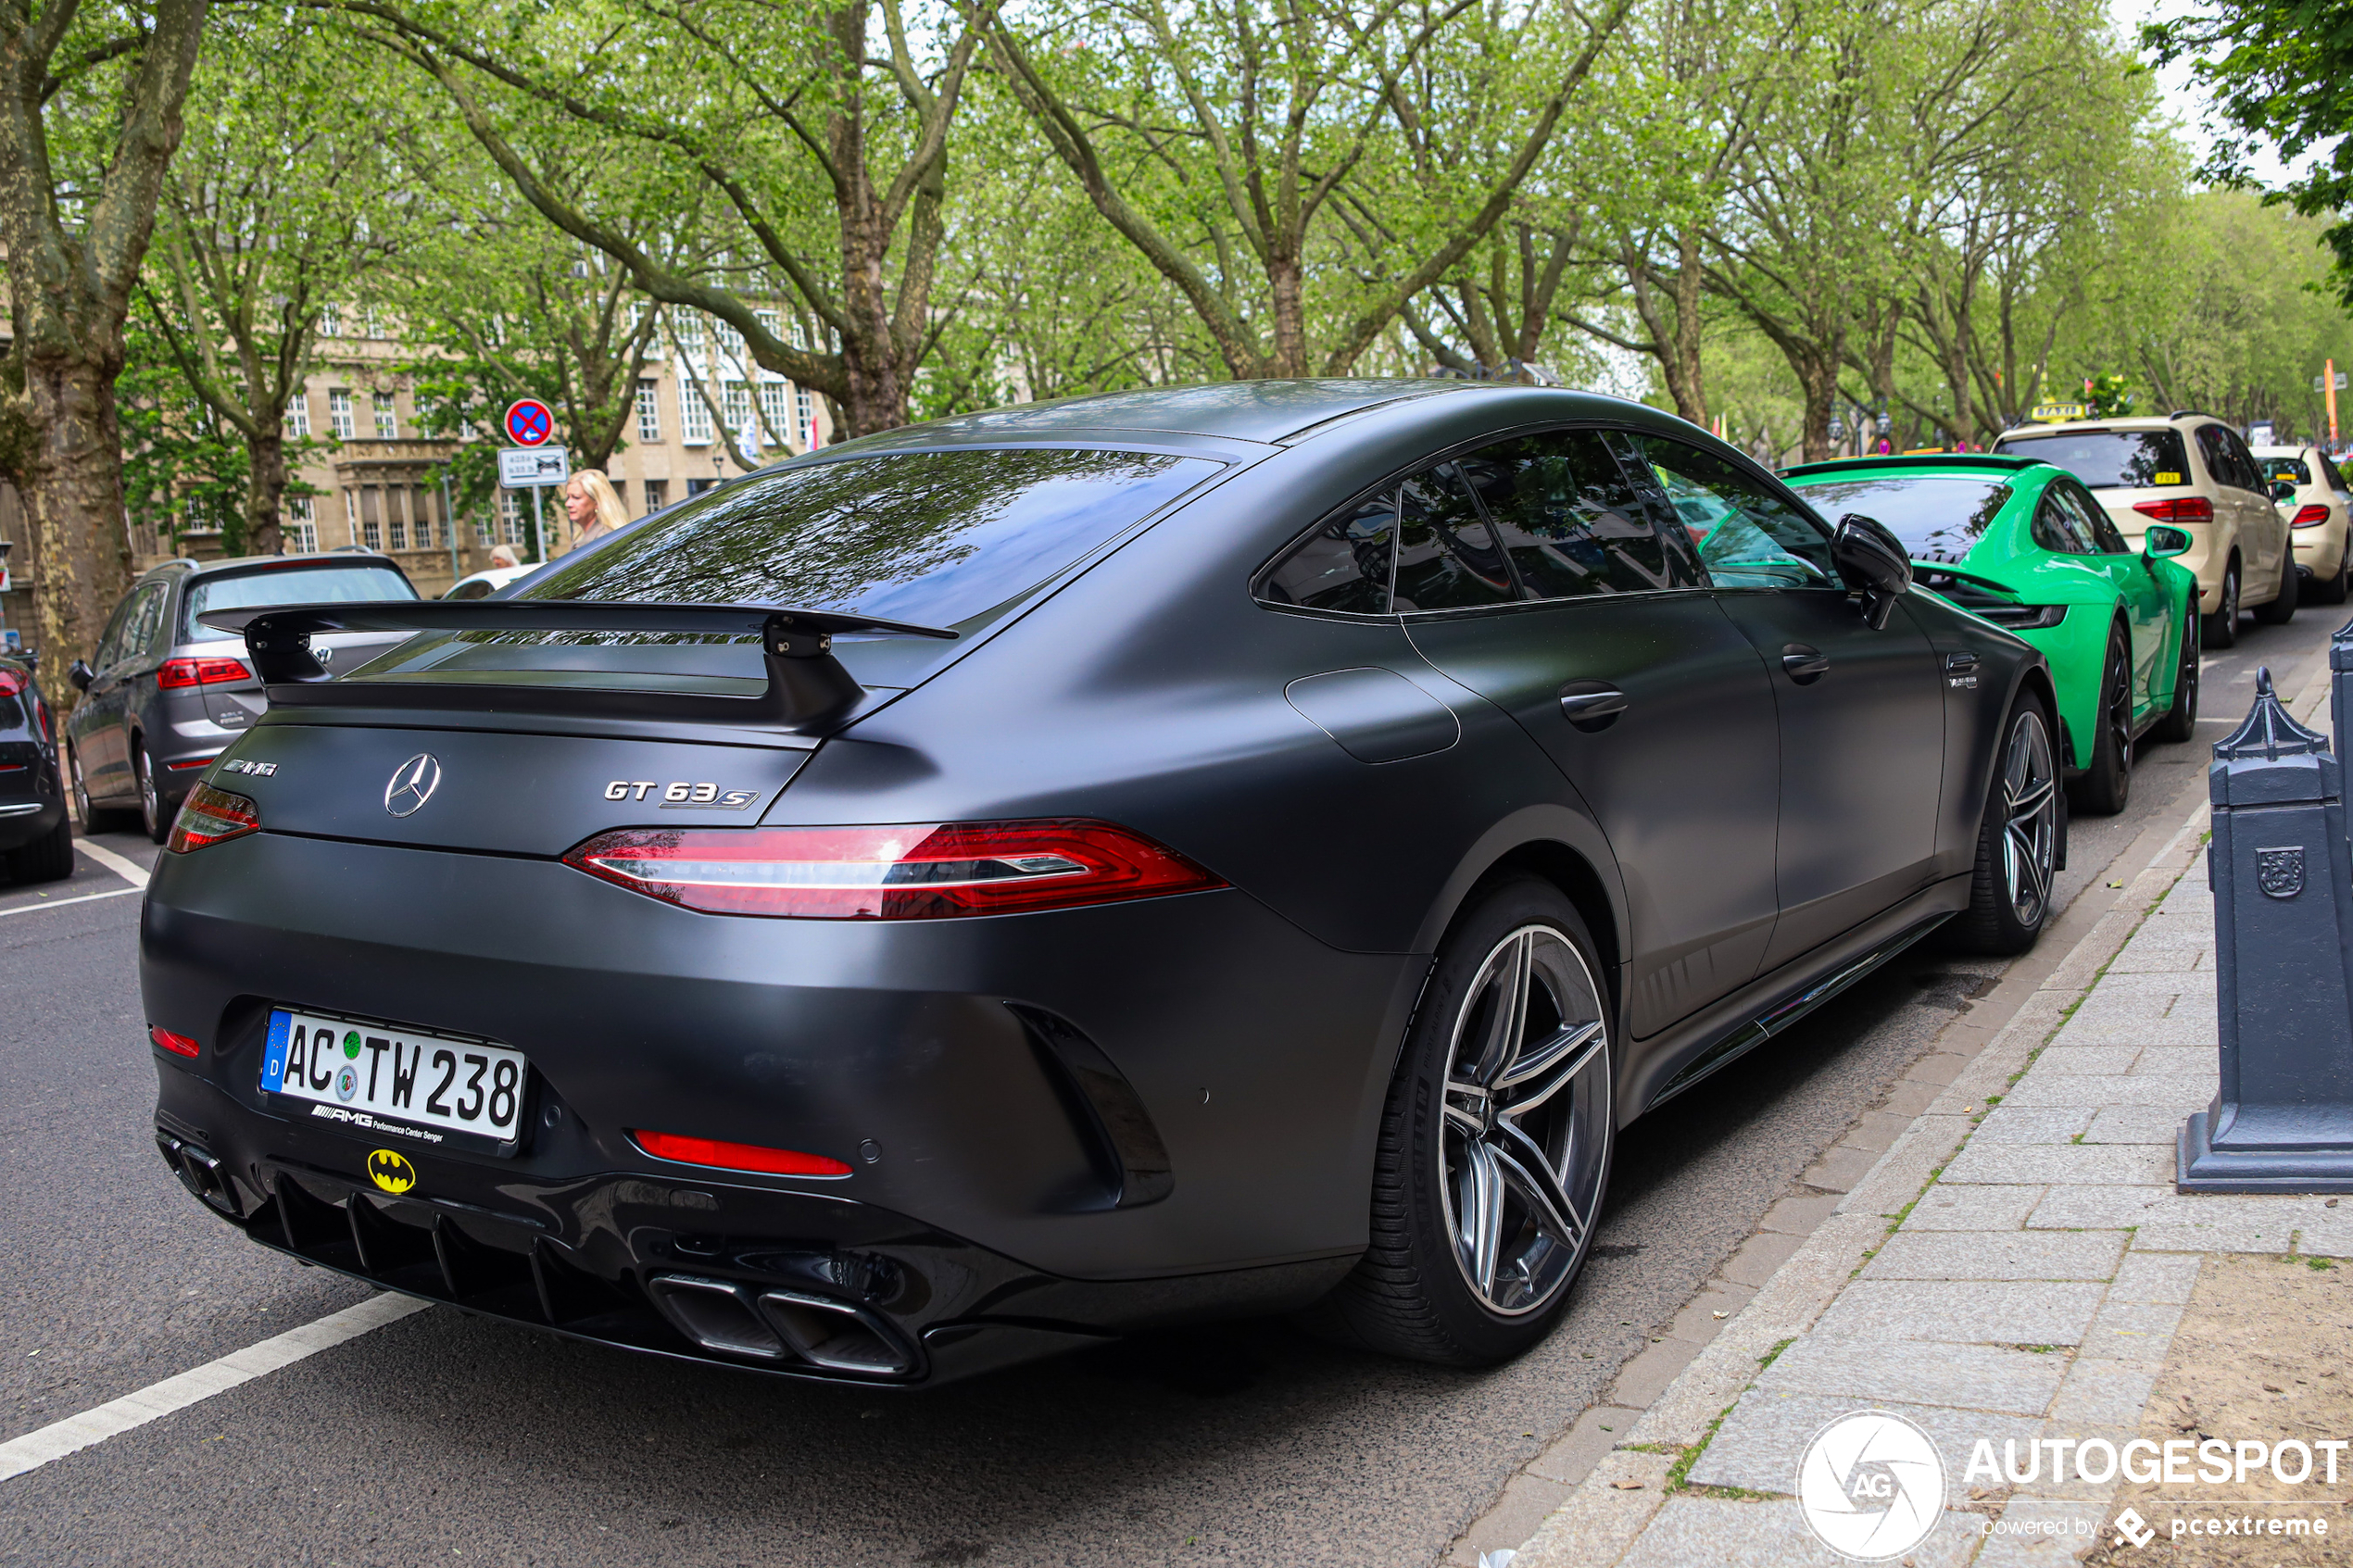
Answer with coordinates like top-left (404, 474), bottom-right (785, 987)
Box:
top-left (1994, 413), bottom-right (2294, 647)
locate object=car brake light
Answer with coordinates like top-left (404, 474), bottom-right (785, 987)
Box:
top-left (630, 1129), bottom-right (851, 1176)
top-left (167, 782), bottom-right (259, 853)
top-left (157, 657), bottom-right (253, 689)
top-left (150, 1026), bottom-right (200, 1059)
top-left (2294, 504), bottom-right (2332, 527)
top-left (562, 818), bottom-right (1227, 919)
top-left (2132, 496), bottom-right (2213, 524)
top-left (0, 667), bottom-right (22, 696)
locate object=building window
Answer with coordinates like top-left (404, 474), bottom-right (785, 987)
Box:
top-left (680, 381), bottom-right (712, 445)
top-left (498, 489), bottom-right (523, 546)
top-left (755, 308), bottom-right (780, 345)
top-left (685, 476), bottom-right (719, 496)
top-left (284, 395), bottom-right (310, 440)
top-left (642, 478), bottom-right (667, 512)
top-left (388, 511), bottom-right (408, 551)
top-left (329, 390), bottom-right (355, 440)
top-left (319, 305), bottom-right (340, 338)
top-left (716, 319), bottom-right (745, 360)
top-left (673, 314), bottom-right (704, 354)
top-left (636, 379), bottom-right (661, 443)
top-left (362, 518), bottom-right (382, 550)
top-left (796, 388), bottom-right (815, 446)
top-left (372, 394), bottom-right (396, 440)
top-left (760, 383), bottom-right (790, 445)
top-left (286, 495), bottom-right (317, 554)
top-left (724, 381), bottom-right (754, 445)
top-left (364, 308), bottom-right (384, 339)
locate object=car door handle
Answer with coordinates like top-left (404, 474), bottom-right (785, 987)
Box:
top-left (1558, 681), bottom-right (1629, 731)
top-left (1780, 645), bottom-right (1831, 684)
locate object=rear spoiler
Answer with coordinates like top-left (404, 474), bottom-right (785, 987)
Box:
top-left (1909, 562), bottom-right (2018, 599)
top-left (196, 601), bottom-right (957, 728)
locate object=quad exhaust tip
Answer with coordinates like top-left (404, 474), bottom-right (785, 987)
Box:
top-left (156, 1130), bottom-right (236, 1215)
top-left (647, 1273), bottom-right (915, 1377)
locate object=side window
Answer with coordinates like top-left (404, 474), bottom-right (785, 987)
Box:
top-left (126, 583), bottom-right (170, 659)
top-left (2032, 495), bottom-right (2093, 555)
top-left (2221, 429), bottom-right (2263, 493)
top-left (2065, 484), bottom-right (2130, 554)
top-left (1261, 490), bottom-right (1396, 614)
top-left (1455, 428), bottom-right (1672, 599)
top-left (91, 594), bottom-right (137, 670)
top-left (1624, 433), bottom-right (1835, 588)
top-left (2196, 425), bottom-right (2253, 492)
top-left (1394, 462), bottom-right (1516, 611)
top-left (2322, 453), bottom-right (2352, 497)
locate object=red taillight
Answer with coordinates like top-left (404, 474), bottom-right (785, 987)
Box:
top-left (2294, 504), bottom-right (2333, 527)
top-left (630, 1129), bottom-right (851, 1176)
top-left (0, 667), bottom-right (23, 696)
top-left (2132, 496), bottom-right (2214, 524)
top-left (157, 657), bottom-right (253, 689)
top-left (150, 1026), bottom-right (200, 1059)
top-left (561, 818), bottom-right (1227, 920)
top-left (166, 782), bottom-right (259, 853)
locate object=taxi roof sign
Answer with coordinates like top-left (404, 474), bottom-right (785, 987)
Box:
top-left (2031, 402), bottom-right (2089, 423)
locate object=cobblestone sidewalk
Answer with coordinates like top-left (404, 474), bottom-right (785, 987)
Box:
top-left (1505, 701), bottom-right (2353, 1564)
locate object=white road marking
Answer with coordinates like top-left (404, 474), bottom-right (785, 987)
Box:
top-left (73, 838), bottom-right (150, 886)
top-left (0, 1293), bottom-right (428, 1484)
top-left (0, 886), bottom-right (141, 919)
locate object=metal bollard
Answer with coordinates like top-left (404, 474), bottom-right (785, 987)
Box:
top-left (2179, 667), bottom-right (2353, 1191)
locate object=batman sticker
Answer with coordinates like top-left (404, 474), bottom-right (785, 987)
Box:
top-left (367, 1148), bottom-right (418, 1195)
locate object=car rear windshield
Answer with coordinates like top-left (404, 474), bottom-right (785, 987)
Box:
top-left (1992, 430), bottom-right (2189, 489)
top-left (522, 447), bottom-right (1219, 627)
top-left (183, 563), bottom-right (418, 643)
top-left (2266, 457), bottom-right (2313, 486)
top-left (1784, 475), bottom-right (2012, 565)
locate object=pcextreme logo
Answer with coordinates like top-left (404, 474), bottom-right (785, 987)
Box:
top-left (366, 1148), bottom-right (419, 1195)
top-left (1798, 1410), bottom-right (1946, 1561)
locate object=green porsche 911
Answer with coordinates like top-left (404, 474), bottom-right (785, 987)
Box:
top-left (1781, 455), bottom-right (2200, 815)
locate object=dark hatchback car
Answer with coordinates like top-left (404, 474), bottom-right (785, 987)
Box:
top-left (144, 383), bottom-right (2057, 1386)
top-left (66, 553), bottom-right (419, 841)
top-left (0, 650), bottom-right (69, 882)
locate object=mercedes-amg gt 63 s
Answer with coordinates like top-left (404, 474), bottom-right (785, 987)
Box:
top-left (144, 382), bottom-right (2058, 1386)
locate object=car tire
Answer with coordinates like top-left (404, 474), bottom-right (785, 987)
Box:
top-left (1951, 695), bottom-right (2060, 955)
top-left (1308, 877), bottom-right (1614, 1366)
top-left (2150, 608), bottom-right (2200, 745)
top-left (2255, 547), bottom-right (2297, 624)
top-left (69, 745), bottom-right (130, 834)
top-left (4, 814), bottom-right (73, 884)
top-left (2066, 630), bottom-right (2133, 817)
top-left (2311, 542), bottom-right (2351, 606)
top-left (2203, 558), bottom-right (2241, 649)
top-left (134, 743), bottom-right (170, 845)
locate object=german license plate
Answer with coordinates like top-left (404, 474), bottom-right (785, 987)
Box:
top-left (260, 1008), bottom-right (529, 1151)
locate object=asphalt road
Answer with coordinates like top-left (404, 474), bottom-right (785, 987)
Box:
top-left (0, 607), bottom-right (2335, 1567)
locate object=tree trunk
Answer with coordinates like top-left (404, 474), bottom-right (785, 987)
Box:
top-left (1797, 353), bottom-right (1839, 464)
top-left (244, 428), bottom-right (288, 557)
top-left (1667, 229), bottom-right (1707, 425)
top-left (21, 355), bottom-right (133, 679)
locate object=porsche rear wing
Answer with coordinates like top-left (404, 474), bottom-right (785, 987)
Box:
top-left (196, 601), bottom-right (957, 729)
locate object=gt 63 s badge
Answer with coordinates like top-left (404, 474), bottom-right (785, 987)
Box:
top-left (366, 1148), bottom-right (419, 1195)
top-left (602, 781), bottom-right (760, 809)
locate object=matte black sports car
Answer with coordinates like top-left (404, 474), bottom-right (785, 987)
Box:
top-left (143, 382), bottom-right (2058, 1385)
top-left (0, 649), bottom-right (70, 882)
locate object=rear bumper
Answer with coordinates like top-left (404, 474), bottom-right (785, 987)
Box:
top-left (142, 831), bottom-right (1421, 1378)
top-left (0, 784), bottom-right (63, 851)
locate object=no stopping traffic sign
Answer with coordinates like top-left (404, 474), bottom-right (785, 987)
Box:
top-left (503, 397), bottom-right (555, 446)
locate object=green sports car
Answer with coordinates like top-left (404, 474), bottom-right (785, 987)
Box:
top-left (1780, 455), bottom-right (2200, 815)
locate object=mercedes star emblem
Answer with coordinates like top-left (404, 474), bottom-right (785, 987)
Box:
top-left (384, 753), bottom-right (442, 818)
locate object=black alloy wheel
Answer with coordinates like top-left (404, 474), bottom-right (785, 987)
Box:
top-left (2067, 630), bottom-right (2133, 816)
top-left (2150, 609), bottom-right (2200, 745)
top-left (135, 744), bottom-right (170, 845)
top-left (1314, 878), bottom-right (1614, 1364)
top-left (1954, 697), bottom-right (2060, 953)
top-left (2204, 558), bottom-right (2241, 649)
top-left (2255, 547), bottom-right (2298, 624)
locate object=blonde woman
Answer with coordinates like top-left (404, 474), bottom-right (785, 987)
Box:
top-left (560, 469), bottom-right (629, 554)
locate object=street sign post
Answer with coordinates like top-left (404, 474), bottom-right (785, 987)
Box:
top-left (498, 445), bottom-right (569, 562)
top-left (503, 397), bottom-right (555, 447)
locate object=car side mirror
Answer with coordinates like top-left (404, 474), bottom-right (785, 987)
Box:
top-left (2144, 524), bottom-right (2193, 559)
top-left (66, 658), bottom-right (93, 692)
top-left (2271, 481), bottom-right (2298, 504)
top-left (1831, 514), bottom-right (1912, 630)
top-left (15, 648), bottom-right (35, 672)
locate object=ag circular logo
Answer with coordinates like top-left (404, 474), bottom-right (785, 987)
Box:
top-left (384, 753), bottom-right (442, 818)
top-left (366, 1148), bottom-right (418, 1195)
top-left (1797, 1410), bottom-right (1945, 1561)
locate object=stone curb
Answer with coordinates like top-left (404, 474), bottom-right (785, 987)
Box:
top-left (1500, 659), bottom-right (2333, 1568)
